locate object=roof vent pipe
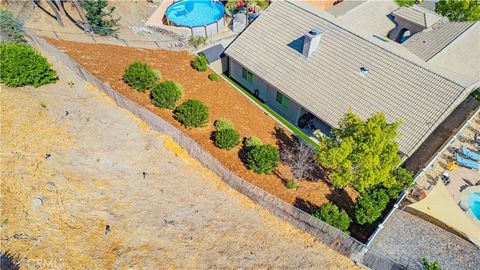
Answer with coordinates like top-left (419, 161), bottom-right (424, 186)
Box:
top-left (302, 28), bottom-right (322, 58)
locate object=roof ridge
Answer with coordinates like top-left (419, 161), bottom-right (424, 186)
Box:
top-left (284, 0), bottom-right (465, 88)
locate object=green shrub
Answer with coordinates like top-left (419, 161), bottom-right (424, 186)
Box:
top-left (122, 62), bottom-right (159, 92)
top-left (422, 258), bottom-right (441, 270)
top-left (174, 99), bottom-right (209, 128)
top-left (191, 54), bottom-right (208, 72)
top-left (472, 89), bottom-right (480, 101)
top-left (208, 73), bottom-right (218, 81)
top-left (246, 144), bottom-right (280, 174)
top-left (286, 179), bottom-right (299, 190)
top-left (80, 0), bottom-right (119, 36)
top-left (214, 128), bottom-right (241, 150)
top-left (0, 9), bottom-right (26, 44)
top-left (314, 202), bottom-right (351, 233)
top-left (353, 188), bottom-right (390, 225)
top-left (251, 0), bottom-right (269, 9)
top-left (395, 0), bottom-right (415, 7)
top-left (214, 118), bottom-right (234, 131)
top-left (151, 81), bottom-right (184, 109)
top-left (245, 136), bottom-right (262, 149)
top-left (0, 43), bottom-right (57, 87)
top-left (189, 35), bottom-right (207, 49)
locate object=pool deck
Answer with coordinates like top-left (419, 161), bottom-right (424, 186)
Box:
top-left (411, 113), bottom-right (479, 204)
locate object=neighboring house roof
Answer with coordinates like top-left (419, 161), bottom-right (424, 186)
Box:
top-left (402, 22), bottom-right (480, 82)
top-left (391, 5), bottom-right (443, 28)
top-left (224, 0), bottom-right (472, 157)
top-left (327, 0), bottom-right (366, 16)
top-left (328, 0), bottom-right (397, 35)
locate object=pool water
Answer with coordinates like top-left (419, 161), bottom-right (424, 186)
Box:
top-left (166, 0), bottom-right (225, 27)
top-left (467, 192), bottom-right (480, 221)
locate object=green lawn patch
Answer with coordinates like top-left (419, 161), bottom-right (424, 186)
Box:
top-left (221, 74), bottom-right (316, 146)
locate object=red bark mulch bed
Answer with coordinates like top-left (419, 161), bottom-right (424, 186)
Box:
top-left (45, 38), bottom-right (374, 240)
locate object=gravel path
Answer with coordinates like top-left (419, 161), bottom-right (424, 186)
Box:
top-left (369, 210), bottom-right (480, 270)
top-left (0, 45), bottom-right (359, 269)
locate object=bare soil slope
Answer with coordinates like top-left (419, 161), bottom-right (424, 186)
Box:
top-left (0, 46), bottom-right (360, 269)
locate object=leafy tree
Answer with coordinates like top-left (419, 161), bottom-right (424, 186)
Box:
top-left (0, 9), bottom-right (26, 44)
top-left (314, 202), bottom-right (351, 233)
top-left (80, 0), bottom-right (120, 36)
top-left (0, 43), bottom-right (57, 87)
top-left (386, 167), bottom-right (414, 198)
top-left (174, 99), bottom-right (209, 128)
top-left (353, 188), bottom-right (390, 225)
top-left (246, 144), bottom-right (280, 174)
top-left (395, 0), bottom-right (415, 7)
top-left (316, 112), bottom-right (401, 193)
top-left (214, 128), bottom-right (241, 150)
top-left (435, 0), bottom-right (480, 21)
top-left (422, 257), bottom-right (441, 270)
top-left (151, 81), bottom-right (184, 109)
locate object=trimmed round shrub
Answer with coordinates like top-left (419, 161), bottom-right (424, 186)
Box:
top-left (286, 179), bottom-right (299, 190)
top-left (174, 99), bottom-right (209, 128)
top-left (151, 81), bottom-right (184, 109)
top-left (208, 72), bottom-right (218, 81)
top-left (191, 54), bottom-right (208, 72)
top-left (353, 188), bottom-right (390, 225)
top-left (122, 62), bottom-right (159, 92)
top-left (314, 202), bottom-right (351, 233)
top-left (246, 144), bottom-right (280, 174)
top-left (245, 136), bottom-right (262, 149)
top-left (0, 43), bottom-right (57, 87)
top-left (214, 118), bottom-right (234, 131)
top-left (214, 128), bottom-right (241, 150)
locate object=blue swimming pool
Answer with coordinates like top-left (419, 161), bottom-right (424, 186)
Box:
top-left (166, 0), bottom-right (225, 27)
top-left (468, 192), bottom-right (480, 221)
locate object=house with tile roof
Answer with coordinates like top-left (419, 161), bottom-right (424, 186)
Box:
top-left (224, 0), bottom-right (479, 159)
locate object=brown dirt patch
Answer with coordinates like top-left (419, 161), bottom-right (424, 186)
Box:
top-left (44, 38), bottom-right (358, 215)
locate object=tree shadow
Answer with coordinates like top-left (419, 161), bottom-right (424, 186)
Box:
top-left (294, 197), bottom-right (318, 214)
top-left (61, 1), bottom-right (88, 31)
top-left (1, 251), bottom-right (20, 270)
top-left (325, 188), bottom-right (355, 212)
top-left (237, 137), bottom-right (249, 169)
top-left (34, 0), bottom-right (57, 20)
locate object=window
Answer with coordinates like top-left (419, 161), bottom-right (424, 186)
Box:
top-left (276, 92), bottom-right (289, 108)
top-left (242, 67), bottom-right (253, 82)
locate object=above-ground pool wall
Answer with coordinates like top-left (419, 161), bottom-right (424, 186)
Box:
top-left (191, 17), bottom-right (226, 37)
top-left (229, 58), bottom-right (302, 124)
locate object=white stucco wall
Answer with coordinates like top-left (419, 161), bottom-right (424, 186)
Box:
top-left (229, 59), bottom-right (302, 124)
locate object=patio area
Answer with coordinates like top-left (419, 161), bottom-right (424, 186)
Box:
top-left (405, 111), bottom-right (480, 240)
